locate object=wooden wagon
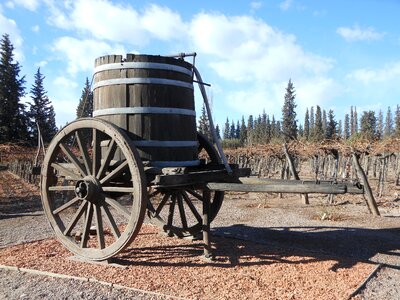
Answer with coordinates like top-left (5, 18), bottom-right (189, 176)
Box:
top-left (39, 53), bottom-right (364, 261)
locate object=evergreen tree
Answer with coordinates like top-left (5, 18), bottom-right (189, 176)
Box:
top-left (230, 120), bottom-right (235, 139)
top-left (354, 106), bottom-right (358, 134)
top-left (360, 111), bottom-right (377, 140)
top-left (395, 105), bottom-right (400, 137)
top-left (322, 109), bottom-right (327, 138)
top-left (384, 106), bottom-right (393, 137)
top-left (326, 109), bottom-right (337, 140)
top-left (0, 33), bottom-right (27, 143)
top-left (235, 120), bottom-right (240, 139)
top-left (239, 116), bottom-right (247, 145)
top-left (271, 115), bottom-right (276, 139)
top-left (338, 119), bottom-right (343, 139)
top-left (281, 79), bottom-right (297, 141)
top-left (350, 106), bottom-right (354, 136)
top-left (304, 108), bottom-right (310, 140)
top-left (313, 105), bottom-right (324, 141)
top-left (76, 77), bottom-right (93, 118)
top-left (215, 124), bottom-right (221, 139)
top-left (28, 68), bottom-right (57, 143)
top-left (344, 114), bottom-right (350, 140)
top-left (298, 124), bottom-right (304, 137)
top-left (310, 106), bottom-right (315, 133)
top-left (377, 109), bottom-right (383, 140)
top-left (223, 117), bottom-right (230, 139)
top-left (197, 104), bottom-right (211, 140)
top-left (265, 115), bottom-right (271, 142)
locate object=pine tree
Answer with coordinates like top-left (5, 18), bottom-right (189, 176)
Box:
top-left (350, 106), bottom-right (354, 136)
top-left (338, 119), bottom-right (343, 139)
top-left (239, 116), bottom-right (247, 145)
top-left (377, 109), bottom-right (383, 140)
top-left (360, 111), bottom-right (377, 140)
top-left (215, 124), bottom-right (221, 139)
top-left (384, 106), bottom-right (393, 137)
top-left (310, 106), bottom-right (315, 133)
top-left (230, 120), bottom-right (235, 139)
top-left (223, 117), bottom-right (230, 139)
top-left (344, 114), bottom-right (350, 140)
top-left (76, 77), bottom-right (93, 118)
top-left (326, 109), bottom-right (337, 140)
top-left (304, 108), bottom-right (310, 140)
top-left (28, 68), bottom-right (57, 143)
top-left (395, 105), bottom-right (400, 138)
top-left (354, 106), bottom-right (358, 134)
top-left (0, 33), bottom-right (27, 143)
top-left (313, 105), bottom-right (324, 141)
top-left (322, 109), bottom-right (327, 138)
top-left (197, 104), bottom-right (211, 140)
top-left (281, 79), bottom-right (297, 141)
top-left (235, 120), bottom-right (240, 139)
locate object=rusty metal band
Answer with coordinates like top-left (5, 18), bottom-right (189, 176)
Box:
top-left (93, 78), bottom-right (194, 90)
top-left (133, 140), bottom-right (198, 147)
top-left (94, 62), bottom-right (192, 76)
top-left (93, 107), bottom-right (196, 117)
top-left (149, 160), bottom-right (201, 167)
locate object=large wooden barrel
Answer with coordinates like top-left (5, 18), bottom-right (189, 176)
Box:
top-left (93, 54), bottom-right (199, 167)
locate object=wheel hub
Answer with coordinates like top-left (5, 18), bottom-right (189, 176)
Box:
top-left (75, 176), bottom-right (101, 202)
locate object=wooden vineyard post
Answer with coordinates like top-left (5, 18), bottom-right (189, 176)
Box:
top-left (283, 144), bottom-right (309, 204)
top-left (352, 152), bottom-right (380, 216)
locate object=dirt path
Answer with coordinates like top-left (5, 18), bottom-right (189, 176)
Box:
top-left (0, 170), bottom-right (399, 299)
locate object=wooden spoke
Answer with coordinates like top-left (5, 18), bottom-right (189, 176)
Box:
top-left (63, 200), bottom-right (88, 236)
top-left (177, 194), bottom-right (188, 230)
top-left (101, 205), bottom-right (121, 239)
top-left (148, 190), bottom-right (161, 199)
top-left (100, 161), bottom-right (129, 185)
top-left (59, 143), bottom-right (87, 177)
top-left (186, 189), bottom-right (204, 202)
top-left (48, 185), bottom-right (75, 192)
top-left (105, 197), bottom-right (130, 219)
top-left (97, 139), bottom-right (117, 180)
top-left (92, 129), bottom-right (101, 176)
top-left (81, 202), bottom-right (94, 248)
top-left (102, 186), bottom-right (135, 193)
top-left (181, 191), bottom-right (202, 223)
top-left (94, 204), bottom-right (105, 249)
top-left (51, 163), bottom-right (82, 180)
top-left (52, 196), bottom-right (80, 215)
top-left (75, 131), bottom-right (92, 176)
top-left (166, 194), bottom-right (177, 229)
top-left (154, 193), bottom-right (170, 216)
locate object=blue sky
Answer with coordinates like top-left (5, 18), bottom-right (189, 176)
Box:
top-left (1, 0), bottom-right (399, 128)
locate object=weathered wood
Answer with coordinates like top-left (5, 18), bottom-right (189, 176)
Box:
top-left (283, 143), bottom-right (309, 204)
top-left (352, 153), bottom-right (380, 216)
top-left (94, 54), bottom-right (198, 167)
top-left (207, 182), bottom-right (347, 194)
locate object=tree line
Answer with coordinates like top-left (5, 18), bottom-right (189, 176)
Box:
top-left (198, 79), bottom-right (400, 147)
top-left (0, 33), bottom-right (93, 146)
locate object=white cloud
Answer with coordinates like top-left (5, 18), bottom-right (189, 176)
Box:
top-left (35, 60), bottom-right (48, 67)
top-left (7, 0), bottom-right (40, 11)
top-left (336, 25), bottom-right (385, 42)
top-left (0, 12), bottom-right (24, 61)
top-left (46, 0), bottom-right (186, 46)
top-left (52, 37), bottom-right (126, 74)
top-left (347, 62), bottom-right (400, 84)
top-left (31, 25), bottom-right (39, 32)
top-left (53, 76), bottom-right (78, 89)
top-left (279, 0), bottom-right (293, 11)
top-left (190, 13), bottom-right (333, 83)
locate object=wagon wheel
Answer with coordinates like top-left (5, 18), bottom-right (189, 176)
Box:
top-left (40, 118), bottom-right (147, 261)
top-left (147, 132), bottom-right (225, 238)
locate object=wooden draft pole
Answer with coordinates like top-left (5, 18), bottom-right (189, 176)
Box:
top-left (352, 152), bottom-right (380, 216)
top-left (283, 143), bottom-right (309, 204)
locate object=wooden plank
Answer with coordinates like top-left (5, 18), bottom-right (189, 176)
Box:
top-left (207, 182), bottom-right (347, 194)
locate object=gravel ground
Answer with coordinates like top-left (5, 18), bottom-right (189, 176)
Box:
top-left (1, 170), bottom-right (400, 299)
